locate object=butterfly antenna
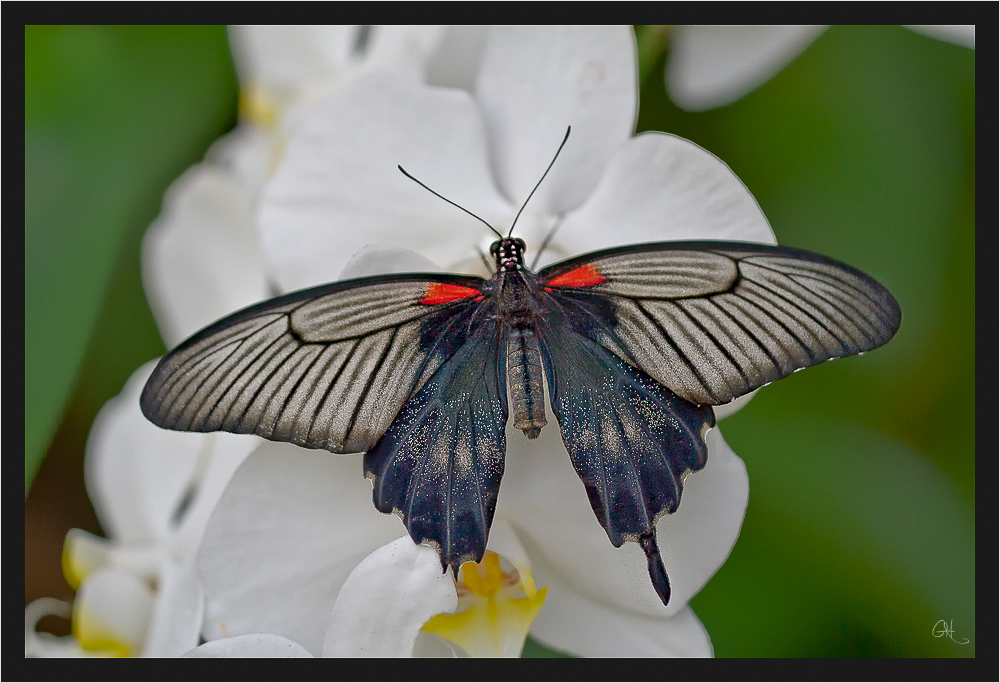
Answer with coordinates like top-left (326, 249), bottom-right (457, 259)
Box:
top-left (398, 165), bottom-right (504, 240)
top-left (507, 125), bottom-right (571, 239)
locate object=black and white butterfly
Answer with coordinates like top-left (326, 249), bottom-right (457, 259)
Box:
top-left (140, 133), bottom-right (901, 606)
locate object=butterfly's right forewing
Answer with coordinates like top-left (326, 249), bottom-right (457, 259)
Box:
top-left (140, 273), bottom-right (486, 454)
top-left (539, 241), bottom-right (901, 406)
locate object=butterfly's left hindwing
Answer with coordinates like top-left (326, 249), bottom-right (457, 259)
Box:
top-left (140, 273), bottom-right (486, 454)
top-left (364, 305), bottom-right (507, 573)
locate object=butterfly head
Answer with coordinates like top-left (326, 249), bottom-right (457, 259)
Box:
top-left (490, 237), bottom-right (526, 272)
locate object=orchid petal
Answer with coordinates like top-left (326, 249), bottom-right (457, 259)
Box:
top-left (714, 389), bottom-right (759, 421)
top-left (170, 431), bottom-right (259, 560)
top-left (425, 26), bottom-right (489, 92)
top-left (229, 26), bottom-right (360, 94)
top-left (905, 25), bottom-right (975, 49)
top-left (654, 429), bottom-right (749, 607)
top-left (85, 362), bottom-right (206, 542)
top-left (323, 536), bottom-right (457, 657)
top-left (363, 26), bottom-right (447, 79)
top-left (552, 132), bottom-right (775, 268)
top-left (666, 25), bottom-right (828, 112)
top-left (259, 73), bottom-right (511, 291)
top-left (198, 443), bottom-right (405, 656)
top-left (63, 529), bottom-right (163, 587)
top-left (141, 559), bottom-right (205, 657)
top-left (230, 26), bottom-right (445, 107)
top-left (469, 25), bottom-right (635, 222)
top-left (183, 633), bottom-right (313, 657)
top-left (73, 568), bottom-right (155, 657)
top-left (25, 599), bottom-right (92, 658)
top-left (62, 529), bottom-right (113, 589)
top-left (204, 123), bottom-right (274, 188)
top-left (530, 584), bottom-right (713, 658)
top-left (142, 147), bottom-right (271, 347)
top-left (475, 26), bottom-right (637, 216)
top-left (339, 245), bottom-right (442, 280)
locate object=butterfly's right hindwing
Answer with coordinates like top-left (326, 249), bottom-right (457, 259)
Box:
top-left (140, 274), bottom-right (485, 454)
top-left (537, 315), bottom-right (714, 605)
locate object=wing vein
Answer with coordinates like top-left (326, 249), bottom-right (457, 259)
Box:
top-left (634, 300), bottom-right (719, 403)
top-left (706, 296), bottom-right (783, 376)
top-left (345, 326), bottom-right (401, 446)
top-left (745, 278), bottom-right (853, 351)
top-left (730, 289), bottom-right (815, 363)
top-left (232, 340), bottom-right (312, 431)
top-left (305, 338), bottom-right (361, 446)
top-left (272, 343), bottom-right (330, 430)
top-left (673, 300), bottom-right (751, 387)
top-left (179, 325), bottom-right (287, 430)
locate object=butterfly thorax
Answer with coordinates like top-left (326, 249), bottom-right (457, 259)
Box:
top-left (487, 260), bottom-right (550, 440)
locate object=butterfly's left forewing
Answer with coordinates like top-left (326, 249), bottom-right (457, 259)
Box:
top-left (140, 273), bottom-right (487, 454)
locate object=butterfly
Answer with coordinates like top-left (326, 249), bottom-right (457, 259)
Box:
top-left (140, 130), bottom-right (901, 605)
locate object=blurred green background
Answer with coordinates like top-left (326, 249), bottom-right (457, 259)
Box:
top-left (26, 26), bottom-right (974, 657)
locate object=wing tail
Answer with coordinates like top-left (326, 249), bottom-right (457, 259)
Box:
top-left (539, 321), bottom-right (714, 605)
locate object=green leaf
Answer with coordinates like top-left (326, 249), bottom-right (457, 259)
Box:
top-left (25, 26), bottom-right (237, 492)
top-left (697, 410), bottom-right (975, 656)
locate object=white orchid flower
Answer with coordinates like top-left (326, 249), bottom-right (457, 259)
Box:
top-left (142, 26), bottom-right (468, 348)
top-left (666, 24), bottom-right (975, 112)
top-left (228, 26), bottom-right (450, 135)
top-left (194, 25), bottom-right (768, 657)
top-left (26, 362), bottom-right (257, 657)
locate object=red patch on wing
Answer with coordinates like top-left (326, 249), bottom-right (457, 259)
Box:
top-left (545, 264), bottom-right (607, 289)
top-left (420, 283), bottom-right (482, 305)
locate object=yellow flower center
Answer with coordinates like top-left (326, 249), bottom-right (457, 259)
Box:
top-left (422, 551), bottom-right (547, 657)
top-left (238, 85), bottom-right (279, 128)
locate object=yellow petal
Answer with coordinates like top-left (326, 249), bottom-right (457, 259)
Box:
top-left (62, 529), bottom-right (111, 590)
top-left (238, 85), bottom-right (279, 128)
top-left (72, 569), bottom-right (154, 657)
top-left (422, 551), bottom-right (547, 657)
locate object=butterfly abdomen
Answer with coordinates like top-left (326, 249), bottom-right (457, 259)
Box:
top-left (506, 326), bottom-right (547, 439)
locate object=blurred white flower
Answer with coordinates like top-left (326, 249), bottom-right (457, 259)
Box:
top-left (903, 24), bottom-right (976, 49)
top-left (197, 25), bottom-right (770, 657)
top-left (26, 363), bottom-right (256, 657)
top-left (666, 24), bottom-right (975, 112)
top-left (229, 25), bottom-right (449, 138)
top-left (143, 26), bottom-right (467, 347)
